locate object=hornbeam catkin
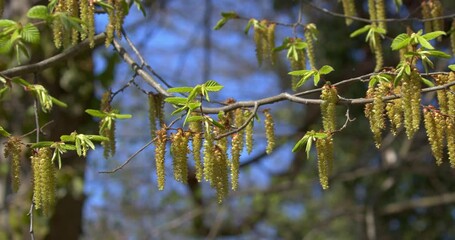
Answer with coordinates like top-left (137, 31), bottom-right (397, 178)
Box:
top-left (316, 135), bottom-right (333, 190)
top-left (155, 129), bottom-right (167, 190)
top-left (31, 148), bottom-right (56, 215)
top-left (263, 109), bottom-right (275, 154)
top-left (4, 137), bottom-right (22, 192)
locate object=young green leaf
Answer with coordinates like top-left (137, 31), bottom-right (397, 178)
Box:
top-left (204, 80), bottom-right (224, 92)
top-left (27, 5), bottom-right (49, 20)
top-left (421, 77), bottom-right (434, 87)
top-left (31, 141), bottom-right (54, 148)
top-left (391, 33), bottom-right (411, 50)
top-left (422, 31), bottom-right (446, 41)
top-left (51, 96), bottom-right (67, 108)
top-left (85, 109), bottom-right (107, 118)
top-left (0, 126), bottom-right (10, 137)
top-left (112, 113), bottom-right (132, 119)
top-left (318, 65), bottom-right (334, 75)
top-left (21, 23), bottom-right (40, 44)
top-left (449, 64), bottom-right (455, 71)
top-left (350, 25), bottom-right (371, 38)
top-left (167, 87), bottom-right (194, 93)
top-left (164, 97), bottom-right (188, 105)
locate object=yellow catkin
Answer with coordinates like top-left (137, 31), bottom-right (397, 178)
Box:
top-left (447, 72), bottom-right (455, 167)
top-left (289, 47), bottom-right (306, 91)
top-left (321, 84), bottom-right (338, 132)
top-left (267, 23), bottom-right (276, 64)
top-left (304, 24), bottom-right (317, 70)
top-left (253, 21), bottom-right (265, 66)
top-left (423, 108), bottom-right (444, 165)
top-left (148, 93), bottom-right (157, 139)
top-left (316, 135), bottom-right (333, 190)
top-left (203, 124), bottom-right (215, 183)
top-left (4, 137), bottom-right (22, 192)
top-left (401, 71), bottom-right (421, 139)
top-left (189, 113), bottom-right (203, 182)
top-left (154, 94), bottom-right (165, 128)
top-left (368, 0), bottom-right (377, 25)
top-left (341, 0), bottom-right (356, 26)
top-left (373, 33), bottom-right (383, 72)
top-left (435, 75), bottom-right (449, 114)
top-left (52, 0), bottom-right (64, 48)
top-left (244, 110), bottom-right (254, 154)
top-left (171, 129), bottom-right (189, 183)
top-left (365, 81), bottom-right (387, 148)
top-left (79, 0), bottom-right (89, 40)
top-left (155, 129), bottom-right (167, 190)
top-left (87, 1), bottom-right (95, 48)
top-left (230, 133), bottom-right (241, 191)
top-left (114, 0), bottom-right (127, 38)
top-left (451, 19), bottom-right (455, 56)
top-left (213, 145), bottom-right (228, 203)
top-left (263, 109), bottom-right (275, 154)
top-left (105, 0), bottom-right (115, 47)
top-left (385, 87), bottom-right (402, 135)
top-left (234, 108), bottom-right (245, 149)
top-left (430, 0), bottom-right (443, 41)
top-left (31, 148), bottom-right (55, 215)
top-left (421, 1), bottom-right (433, 33)
top-left (375, 0), bottom-right (387, 32)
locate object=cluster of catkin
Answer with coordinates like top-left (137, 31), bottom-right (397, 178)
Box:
top-left (423, 73), bottom-right (455, 167)
top-left (4, 139), bottom-right (57, 215)
top-left (421, 0), bottom-right (444, 39)
top-left (152, 108), bottom-right (275, 203)
top-left (31, 148), bottom-right (56, 215)
top-left (317, 84), bottom-right (338, 189)
top-left (253, 20), bottom-right (276, 66)
top-left (51, 0), bottom-right (126, 48)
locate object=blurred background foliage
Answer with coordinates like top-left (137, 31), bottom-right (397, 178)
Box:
top-left (0, 0), bottom-right (454, 239)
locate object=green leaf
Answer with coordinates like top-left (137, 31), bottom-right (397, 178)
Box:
top-left (204, 80), bottom-right (223, 92)
top-left (60, 134), bottom-right (75, 142)
top-left (167, 87), bottom-right (193, 93)
top-left (60, 144), bottom-right (76, 151)
top-left (244, 19), bottom-right (255, 35)
top-left (164, 97), bottom-right (188, 105)
top-left (305, 137), bottom-right (313, 159)
top-left (416, 36), bottom-right (433, 49)
top-left (85, 109), bottom-right (107, 118)
top-left (21, 23), bottom-right (40, 44)
top-left (318, 65), bottom-right (334, 75)
top-left (207, 117), bottom-right (225, 129)
top-left (391, 33), bottom-right (411, 50)
top-left (27, 5), bottom-right (49, 20)
top-left (292, 135), bottom-right (309, 152)
top-left (113, 113), bottom-right (132, 119)
top-left (31, 141), bottom-right (54, 148)
top-left (289, 69), bottom-right (311, 76)
top-left (350, 25), bottom-right (371, 38)
top-left (221, 11), bottom-right (238, 18)
top-left (426, 50), bottom-right (451, 58)
top-left (0, 126), bottom-right (10, 137)
top-left (449, 64), bottom-right (455, 71)
top-left (422, 31), bottom-right (446, 41)
top-left (0, 86), bottom-right (9, 99)
top-left (87, 135), bottom-right (110, 142)
top-left (186, 115), bottom-right (204, 122)
top-left (421, 77), bottom-right (434, 87)
top-left (188, 102), bottom-right (201, 110)
top-left (132, 0), bottom-right (146, 16)
top-left (96, 0), bottom-right (114, 10)
top-left (213, 17), bottom-right (228, 30)
top-left (0, 19), bottom-right (16, 28)
top-left (171, 106), bottom-right (186, 115)
top-left (51, 96), bottom-right (67, 108)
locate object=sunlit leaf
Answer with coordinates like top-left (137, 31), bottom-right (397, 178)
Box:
top-left (85, 109), bottom-right (107, 118)
top-left (391, 33), bottom-right (411, 50)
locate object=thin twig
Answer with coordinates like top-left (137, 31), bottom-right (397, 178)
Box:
top-left (99, 137), bottom-right (156, 174)
top-left (0, 33), bottom-right (106, 78)
top-left (214, 102), bottom-right (259, 140)
top-left (20, 121), bottom-right (54, 139)
top-left (112, 39), bottom-right (171, 97)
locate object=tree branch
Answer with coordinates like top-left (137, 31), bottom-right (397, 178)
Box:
top-left (381, 192), bottom-right (455, 215)
top-left (0, 33), bottom-right (106, 78)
